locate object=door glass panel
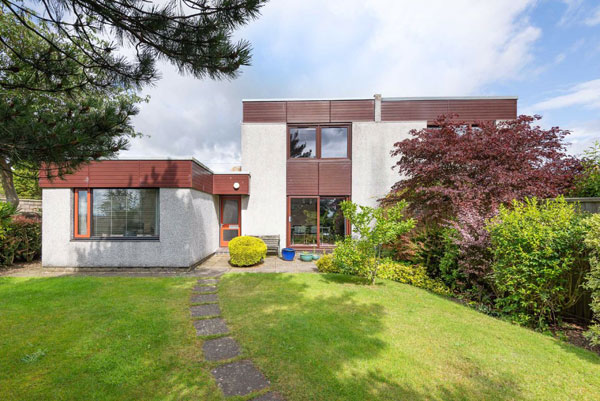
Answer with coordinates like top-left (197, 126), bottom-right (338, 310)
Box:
top-left (320, 198), bottom-right (346, 244)
top-left (77, 190), bottom-right (88, 235)
top-left (321, 127), bottom-right (348, 158)
top-left (289, 128), bottom-right (316, 158)
top-left (290, 198), bottom-right (318, 245)
top-left (222, 229), bottom-right (238, 242)
top-left (222, 199), bottom-right (239, 225)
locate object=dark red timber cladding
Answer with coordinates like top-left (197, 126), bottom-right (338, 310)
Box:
top-left (139, 160), bottom-right (192, 187)
top-left (447, 99), bottom-right (517, 120)
top-left (213, 174), bottom-right (250, 195)
top-left (39, 165), bottom-right (90, 187)
top-left (382, 98), bottom-right (517, 121)
top-left (87, 160), bottom-right (140, 187)
top-left (192, 162), bottom-right (213, 193)
top-left (330, 100), bottom-right (374, 122)
top-left (243, 101), bottom-right (286, 123)
top-left (318, 161), bottom-right (352, 195)
top-left (286, 101), bottom-right (330, 123)
top-left (287, 161), bottom-right (318, 195)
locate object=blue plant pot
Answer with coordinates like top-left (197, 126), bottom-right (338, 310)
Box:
top-left (281, 248), bottom-right (295, 261)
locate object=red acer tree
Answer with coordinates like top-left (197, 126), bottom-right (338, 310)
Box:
top-left (388, 115), bottom-right (582, 294)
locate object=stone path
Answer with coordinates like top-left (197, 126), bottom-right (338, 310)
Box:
top-left (191, 275), bottom-right (284, 400)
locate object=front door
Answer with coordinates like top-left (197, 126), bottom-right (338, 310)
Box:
top-left (220, 196), bottom-right (241, 247)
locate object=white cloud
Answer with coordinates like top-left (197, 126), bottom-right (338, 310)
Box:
top-left (585, 6), bottom-right (600, 26)
top-left (531, 79), bottom-right (600, 110)
top-left (123, 0), bottom-right (541, 169)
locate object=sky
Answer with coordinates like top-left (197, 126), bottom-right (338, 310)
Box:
top-left (122, 0), bottom-right (600, 172)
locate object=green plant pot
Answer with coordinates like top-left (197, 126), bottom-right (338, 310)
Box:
top-left (300, 254), bottom-right (313, 262)
top-left (312, 254), bottom-right (320, 260)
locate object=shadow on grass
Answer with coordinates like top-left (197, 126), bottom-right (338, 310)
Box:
top-left (220, 273), bottom-right (525, 401)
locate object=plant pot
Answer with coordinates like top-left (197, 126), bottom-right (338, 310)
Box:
top-left (281, 247), bottom-right (296, 261)
top-left (300, 253), bottom-right (313, 262)
top-left (312, 254), bottom-right (320, 260)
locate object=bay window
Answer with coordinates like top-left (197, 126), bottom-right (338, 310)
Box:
top-left (74, 188), bottom-right (159, 239)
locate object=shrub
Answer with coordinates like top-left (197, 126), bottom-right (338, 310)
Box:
top-left (377, 260), bottom-right (451, 296)
top-left (315, 254), bottom-right (338, 273)
top-left (583, 214), bottom-right (600, 345)
top-left (573, 141), bottom-right (600, 197)
top-left (487, 197), bottom-right (588, 329)
top-left (331, 237), bottom-right (368, 275)
top-left (228, 236), bottom-right (267, 267)
top-left (0, 203), bottom-right (41, 266)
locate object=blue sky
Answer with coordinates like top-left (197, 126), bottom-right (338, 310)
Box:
top-left (123, 0), bottom-right (600, 171)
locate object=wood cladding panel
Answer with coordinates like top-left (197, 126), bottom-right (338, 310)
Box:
top-left (192, 162), bottom-right (213, 193)
top-left (331, 100), bottom-right (374, 122)
top-left (287, 161), bottom-right (318, 195)
top-left (318, 161), bottom-right (351, 195)
top-left (382, 99), bottom-right (517, 121)
top-left (39, 165), bottom-right (89, 187)
top-left (213, 174), bottom-right (250, 195)
top-left (286, 101), bottom-right (330, 123)
top-left (243, 101), bottom-right (286, 123)
top-left (139, 160), bottom-right (192, 187)
top-left (88, 161), bottom-right (140, 187)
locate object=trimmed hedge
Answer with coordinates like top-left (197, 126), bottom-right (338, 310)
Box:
top-left (228, 236), bottom-right (267, 267)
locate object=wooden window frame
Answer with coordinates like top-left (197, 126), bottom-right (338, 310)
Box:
top-left (286, 195), bottom-right (351, 249)
top-left (287, 124), bottom-right (351, 161)
top-left (73, 188), bottom-right (91, 238)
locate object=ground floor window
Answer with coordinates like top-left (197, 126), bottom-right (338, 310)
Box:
top-left (74, 188), bottom-right (159, 239)
top-left (289, 196), bottom-right (348, 247)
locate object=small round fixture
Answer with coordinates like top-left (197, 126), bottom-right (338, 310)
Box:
top-left (233, 182), bottom-right (240, 190)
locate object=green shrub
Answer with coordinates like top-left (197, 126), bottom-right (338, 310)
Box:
top-left (228, 236), bottom-right (267, 267)
top-left (487, 197), bottom-right (588, 329)
top-left (331, 237), bottom-right (368, 275)
top-left (377, 260), bottom-right (451, 296)
top-left (315, 254), bottom-right (338, 273)
top-left (0, 203), bottom-right (41, 266)
top-left (584, 214), bottom-right (600, 345)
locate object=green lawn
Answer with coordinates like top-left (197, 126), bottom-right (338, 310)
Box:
top-left (0, 277), bottom-right (223, 401)
top-left (219, 273), bottom-right (600, 401)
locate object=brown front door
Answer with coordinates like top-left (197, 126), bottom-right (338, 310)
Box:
top-left (220, 196), bottom-right (241, 247)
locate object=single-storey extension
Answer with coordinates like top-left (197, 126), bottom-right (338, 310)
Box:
top-left (40, 94), bottom-right (517, 267)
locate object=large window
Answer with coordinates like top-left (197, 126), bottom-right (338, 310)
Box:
top-left (289, 125), bottom-right (349, 159)
top-left (74, 188), bottom-right (159, 239)
top-left (289, 196), bottom-right (347, 246)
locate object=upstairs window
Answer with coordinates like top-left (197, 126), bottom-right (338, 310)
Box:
top-left (289, 125), bottom-right (350, 159)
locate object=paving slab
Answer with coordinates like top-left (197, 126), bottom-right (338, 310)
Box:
top-left (202, 336), bottom-right (241, 361)
top-left (193, 318), bottom-right (229, 336)
top-left (193, 285), bottom-right (217, 293)
top-left (191, 293), bottom-right (218, 304)
top-left (251, 392), bottom-right (285, 401)
top-left (197, 278), bottom-right (219, 285)
top-left (190, 304), bottom-right (221, 318)
top-left (211, 360), bottom-right (269, 397)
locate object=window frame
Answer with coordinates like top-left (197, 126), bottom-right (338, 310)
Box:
top-left (287, 195), bottom-right (351, 249)
top-left (287, 124), bottom-right (351, 160)
top-left (72, 188), bottom-right (160, 240)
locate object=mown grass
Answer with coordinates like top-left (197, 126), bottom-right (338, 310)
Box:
top-left (0, 276), bottom-right (224, 401)
top-left (219, 273), bottom-right (600, 401)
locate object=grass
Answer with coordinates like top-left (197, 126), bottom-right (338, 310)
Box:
top-left (0, 276), bottom-right (224, 401)
top-left (219, 273), bottom-right (600, 401)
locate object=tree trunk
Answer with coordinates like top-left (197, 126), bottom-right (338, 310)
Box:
top-left (0, 158), bottom-right (19, 208)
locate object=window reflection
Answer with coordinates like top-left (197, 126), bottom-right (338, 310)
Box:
top-left (321, 127), bottom-right (348, 158)
top-left (289, 128), bottom-right (316, 158)
top-left (319, 198), bottom-right (346, 244)
top-left (290, 198), bottom-right (318, 245)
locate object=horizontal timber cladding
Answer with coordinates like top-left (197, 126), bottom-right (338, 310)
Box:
top-left (212, 174), bottom-right (250, 195)
top-left (286, 160), bottom-right (351, 196)
top-left (242, 100), bottom-right (375, 123)
top-left (381, 98), bottom-right (517, 121)
top-left (40, 160), bottom-right (249, 195)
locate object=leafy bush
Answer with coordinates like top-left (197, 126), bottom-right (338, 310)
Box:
top-left (487, 197), bottom-right (588, 329)
top-left (228, 236), bottom-right (267, 267)
top-left (583, 214), bottom-right (600, 345)
top-left (0, 202), bottom-right (41, 266)
top-left (377, 260), bottom-right (451, 296)
top-left (315, 254), bottom-right (338, 273)
top-left (573, 141), bottom-right (600, 197)
top-left (331, 237), bottom-right (369, 275)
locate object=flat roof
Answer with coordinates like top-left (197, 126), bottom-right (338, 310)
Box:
top-left (242, 95), bottom-right (518, 102)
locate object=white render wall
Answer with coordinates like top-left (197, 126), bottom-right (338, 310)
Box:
top-left (351, 121), bottom-right (426, 208)
top-left (241, 123), bottom-right (287, 247)
top-left (42, 188), bottom-right (219, 268)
